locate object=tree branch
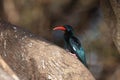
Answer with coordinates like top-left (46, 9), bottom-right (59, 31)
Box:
top-left (0, 20), bottom-right (95, 80)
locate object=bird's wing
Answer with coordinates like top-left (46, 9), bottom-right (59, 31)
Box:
top-left (69, 37), bottom-right (87, 66)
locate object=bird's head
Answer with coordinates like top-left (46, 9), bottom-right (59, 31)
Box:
top-left (53, 25), bottom-right (74, 35)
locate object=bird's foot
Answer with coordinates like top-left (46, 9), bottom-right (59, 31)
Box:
top-left (69, 52), bottom-right (77, 58)
top-left (65, 49), bottom-right (77, 58)
top-left (72, 54), bottom-right (77, 58)
top-left (65, 49), bottom-right (70, 52)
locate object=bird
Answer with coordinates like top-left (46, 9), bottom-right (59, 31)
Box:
top-left (53, 25), bottom-right (88, 67)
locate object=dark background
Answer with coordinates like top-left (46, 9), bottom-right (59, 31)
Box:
top-left (0, 0), bottom-right (120, 80)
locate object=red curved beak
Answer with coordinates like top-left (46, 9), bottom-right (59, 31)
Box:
top-left (53, 26), bottom-right (66, 31)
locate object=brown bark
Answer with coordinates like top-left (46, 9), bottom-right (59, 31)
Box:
top-left (107, 66), bottom-right (120, 80)
top-left (0, 20), bottom-right (95, 80)
top-left (0, 0), bottom-right (6, 19)
top-left (0, 56), bottom-right (19, 80)
top-left (3, 0), bottom-right (20, 24)
top-left (100, 0), bottom-right (120, 53)
top-left (0, 67), bottom-right (15, 80)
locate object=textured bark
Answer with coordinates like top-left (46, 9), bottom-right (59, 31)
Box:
top-left (0, 20), bottom-right (95, 80)
top-left (0, 56), bottom-right (19, 80)
top-left (100, 0), bottom-right (120, 53)
top-left (0, 67), bottom-right (14, 80)
top-left (107, 66), bottom-right (120, 80)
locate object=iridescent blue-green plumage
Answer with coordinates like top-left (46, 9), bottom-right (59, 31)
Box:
top-left (69, 36), bottom-right (87, 67)
top-left (63, 25), bottom-right (87, 67)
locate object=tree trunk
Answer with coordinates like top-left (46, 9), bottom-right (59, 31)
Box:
top-left (0, 20), bottom-right (94, 80)
top-left (100, 0), bottom-right (120, 53)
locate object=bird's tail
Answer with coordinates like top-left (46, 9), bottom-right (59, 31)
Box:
top-left (76, 47), bottom-right (88, 68)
